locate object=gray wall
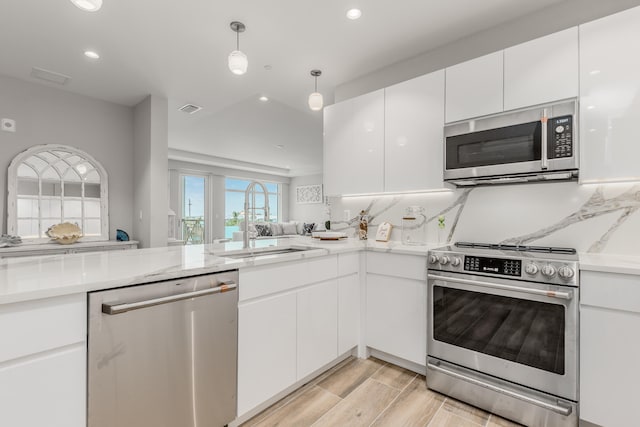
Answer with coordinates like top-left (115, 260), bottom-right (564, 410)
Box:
top-left (0, 74), bottom-right (134, 238)
top-left (335, 0), bottom-right (640, 102)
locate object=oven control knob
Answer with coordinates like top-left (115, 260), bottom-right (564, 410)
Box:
top-left (451, 257), bottom-right (461, 267)
top-left (525, 263), bottom-right (539, 275)
top-left (428, 254), bottom-right (439, 264)
top-left (555, 125), bottom-right (565, 134)
top-left (558, 266), bottom-right (575, 279)
top-left (541, 264), bottom-right (556, 277)
top-left (440, 256), bottom-right (450, 265)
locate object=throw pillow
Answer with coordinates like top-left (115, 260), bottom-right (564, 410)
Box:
top-left (282, 222), bottom-right (298, 235)
top-left (254, 223), bottom-right (272, 237)
top-left (302, 223), bottom-right (316, 235)
top-left (271, 223), bottom-right (284, 236)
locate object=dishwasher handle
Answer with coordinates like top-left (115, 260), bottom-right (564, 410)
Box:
top-left (102, 281), bottom-right (237, 315)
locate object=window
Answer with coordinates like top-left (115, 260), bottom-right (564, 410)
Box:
top-left (225, 178), bottom-right (280, 239)
top-left (181, 174), bottom-right (207, 245)
top-left (7, 144), bottom-right (108, 241)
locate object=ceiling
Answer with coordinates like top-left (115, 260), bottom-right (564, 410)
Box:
top-left (0, 0), bottom-right (567, 176)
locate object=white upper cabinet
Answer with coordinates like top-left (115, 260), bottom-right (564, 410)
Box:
top-left (504, 27), bottom-right (579, 111)
top-left (385, 70), bottom-right (445, 191)
top-left (579, 6), bottom-right (640, 183)
top-left (445, 51), bottom-right (503, 122)
top-left (323, 90), bottom-right (384, 196)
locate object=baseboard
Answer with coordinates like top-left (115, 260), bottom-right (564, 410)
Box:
top-left (367, 347), bottom-right (426, 376)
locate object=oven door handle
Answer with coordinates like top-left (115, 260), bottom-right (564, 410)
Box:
top-left (427, 361), bottom-right (572, 416)
top-left (427, 274), bottom-right (573, 300)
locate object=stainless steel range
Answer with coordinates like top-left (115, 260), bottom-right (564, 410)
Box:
top-left (427, 242), bottom-right (579, 427)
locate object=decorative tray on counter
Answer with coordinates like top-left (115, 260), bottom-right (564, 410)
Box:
top-left (311, 231), bottom-right (348, 241)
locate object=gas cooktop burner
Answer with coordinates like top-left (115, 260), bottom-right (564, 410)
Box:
top-left (455, 242), bottom-right (577, 255)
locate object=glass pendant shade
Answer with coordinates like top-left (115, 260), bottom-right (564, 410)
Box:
top-left (228, 50), bottom-right (248, 75)
top-left (308, 92), bottom-right (323, 111)
top-left (70, 0), bottom-right (103, 11)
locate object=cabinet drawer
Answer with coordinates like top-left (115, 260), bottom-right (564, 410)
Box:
top-left (0, 293), bottom-right (86, 363)
top-left (338, 252), bottom-right (360, 276)
top-left (366, 252), bottom-right (426, 281)
top-left (0, 344), bottom-right (86, 427)
top-left (581, 271), bottom-right (640, 313)
top-left (240, 256), bottom-right (338, 301)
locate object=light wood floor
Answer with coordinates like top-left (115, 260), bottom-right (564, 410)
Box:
top-left (241, 356), bottom-right (524, 427)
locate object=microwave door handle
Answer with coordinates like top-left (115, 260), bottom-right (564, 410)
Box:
top-left (541, 109), bottom-right (548, 170)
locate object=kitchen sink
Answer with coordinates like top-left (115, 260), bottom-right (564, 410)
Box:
top-left (223, 247), bottom-right (314, 259)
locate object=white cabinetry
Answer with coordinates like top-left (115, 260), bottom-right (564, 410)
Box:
top-left (323, 90), bottom-right (384, 196)
top-left (579, 6), bottom-right (640, 183)
top-left (0, 294), bottom-right (86, 427)
top-left (297, 280), bottom-right (338, 379)
top-left (504, 28), bottom-right (578, 111)
top-left (385, 70), bottom-right (445, 191)
top-left (365, 252), bottom-right (427, 366)
top-left (445, 51), bottom-right (503, 122)
top-left (237, 292), bottom-right (297, 416)
top-left (237, 254), bottom-right (358, 417)
top-left (580, 270), bottom-right (640, 427)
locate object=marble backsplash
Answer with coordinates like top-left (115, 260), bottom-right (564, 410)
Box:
top-left (325, 181), bottom-right (640, 255)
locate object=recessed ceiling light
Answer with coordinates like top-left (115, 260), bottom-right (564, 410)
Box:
top-left (589, 70), bottom-right (601, 75)
top-left (587, 105), bottom-right (596, 110)
top-left (346, 8), bottom-right (362, 20)
top-left (70, 0), bottom-right (103, 12)
top-left (275, 144), bottom-right (285, 149)
top-left (264, 65), bottom-right (272, 71)
top-left (84, 51), bottom-right (100, 59)
top-left (259, 96), bottom-right (269, 102)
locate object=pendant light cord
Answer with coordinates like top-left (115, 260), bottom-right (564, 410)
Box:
top-left (237, 31), bottom-right (240, 50)
top-left (314, 76), bottom-right (318, 92)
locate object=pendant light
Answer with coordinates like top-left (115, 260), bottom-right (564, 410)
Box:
top-left (69, 0), bottom-right (102, 12)
top-left (228, 21), bottom-right (248, 75)
top-left (308, 70), bottom-right (323, 111)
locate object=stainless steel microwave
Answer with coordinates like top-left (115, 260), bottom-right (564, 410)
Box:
top-left (444, 99), bottom-right (578, 186)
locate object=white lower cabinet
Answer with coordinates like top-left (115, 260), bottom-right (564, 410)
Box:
top-left (580, 271), bottom-right (640, 427)
top-left (366, 274), bottom-right (426, 366)
top-left (0, 345), bottom-right (86, 427)
top-left (237, 292), bottom-right (297, 416)
top-left (338, 273), bottom-right (360, 354)
top-left (297, 280), bottom-right (338, 379)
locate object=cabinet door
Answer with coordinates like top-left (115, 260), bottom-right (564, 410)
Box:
top-left (338, 273), bottom-right (360, 355)
top-left (504, 27), bottom-right (578, 111)
top-left (580, 306), bottom-right (640, 427)
top-left (297, 280), bottom-right (338, 379)
top-left (0, 345), bottom-right (86, 427)
top-left (366, 274), bottom-right (426, 366)
top-left (238, 292), bottom-right (297, 415)
top-left (580, 6), bottom-right (640, 183)
top-left (445, 51), bottom-right (503, 122)
top-left (323, 99), bottom-right (354, 196)
top-left (323, 90), bottom-right (384, 196)
top-left (385, 70), bottom-right (445, 191)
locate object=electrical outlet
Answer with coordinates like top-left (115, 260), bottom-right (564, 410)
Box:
top-left (1, 118), bottom-right (16, 133)
top-left (343, 210), bottom-right (351, 221)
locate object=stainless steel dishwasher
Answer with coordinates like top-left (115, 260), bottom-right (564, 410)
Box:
top-left (87, 270), bottom-right (238, 427)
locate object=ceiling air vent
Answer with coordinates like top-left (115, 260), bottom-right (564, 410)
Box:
top-left (179, 104), bottom-right (203, 114)
top-left (30, 67), bottom-right (71, 85)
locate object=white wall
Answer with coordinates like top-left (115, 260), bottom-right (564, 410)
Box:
top-left (0, 74), bottom-right (134, 239)
top-left (335, 0), bottom-right (640, 102)
top-left (289, 174), bottom-right (327, 229)
top-left (133, 95), bottom-right (168, 248)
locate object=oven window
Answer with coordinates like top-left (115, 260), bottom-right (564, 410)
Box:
top-left (433, 286), bottom-right (565, 375)
top-left (446, 121), bottom-right (541, 169)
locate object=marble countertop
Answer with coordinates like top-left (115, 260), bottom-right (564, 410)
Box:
top-left (0, 237), bottom-right (433, 305)
top-left (579, 252), bottom-right (640, 276)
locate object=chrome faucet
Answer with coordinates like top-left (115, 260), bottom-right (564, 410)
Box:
top-left (243, 181), bottom-right (270, 249)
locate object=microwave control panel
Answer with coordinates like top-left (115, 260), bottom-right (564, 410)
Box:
top-left (464, 256), bottom-right (521, 277)
top-left (548, 115), bottom-right (573, 159)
